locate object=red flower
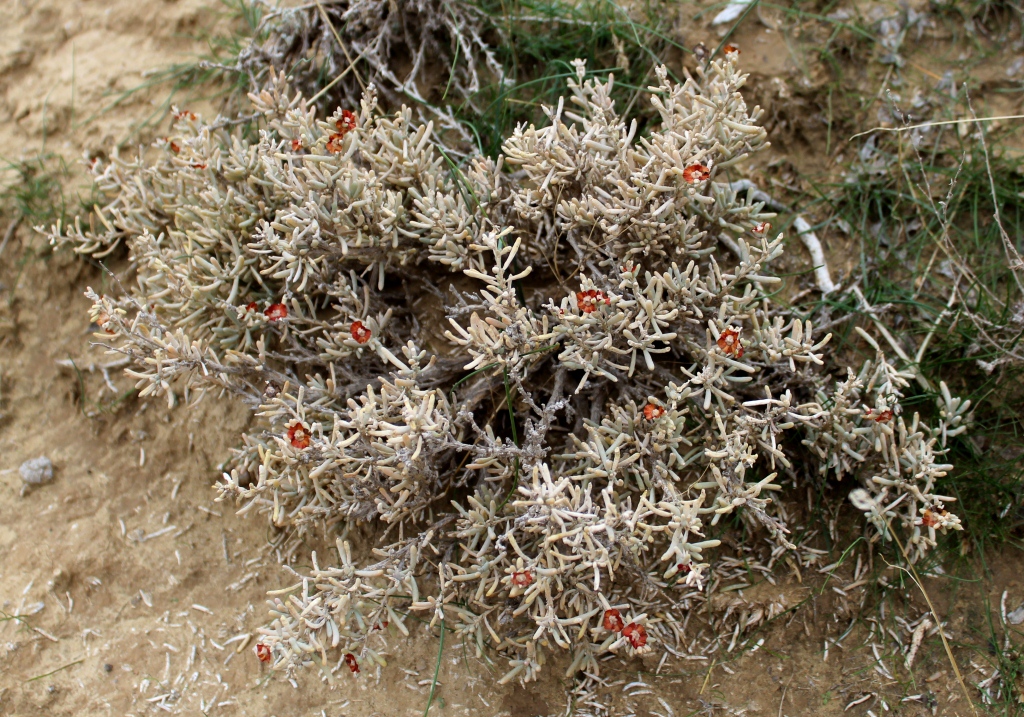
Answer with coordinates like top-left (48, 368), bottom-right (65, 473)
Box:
top-left (603, 609), bottom-right (624, 632)
top-left (576, 289), bottom-right (608, 314)
top-left (511, 570), bottom-right (533, 588)
top-left (676, 562), bottom-right (691, 575)
top-left (622, 623), bottom-right (647, 649)
top-left (724, 43), bottom-right (740, 55)
top-left (96, 312), bottom-right (116, 335)
top-left (921, 509), bottom-right (940, 528)
top-left (255, 643), bottom-right (271, 663)
top-left (336, 109), bottom-right (357, 135)
top-left (683, 164), bottom-right (710, 183)
top-left (344, 653), bottom-right (359, 673)
top-left (643, 403), bottom-right (665, 420)
top-left (191, 163), bottom-right (207, 170)
top-left (287, 421), bottom-right (311, 449)
top-left (874, 409), bottom-right (893, 423)
top-left (246, 301), bottom-right (258, 312)
top-left (168, 140), bottom-right (181, 154)
top-left (174, 110), bottom-right (197, 121)
top-left (372, 620), bottom-right (389, 631)
top-left (265, 303), bottom-right (288, 321)
top-left (291, 138), bottom-right (302, 151)
top-left (753, 221), bottom-right (772, 235)
top-left (351, 320), bottom-right (372, 344)
top-left (326, 133), bottom-right (346, 154)
top-left (717, 328), bottom-right (744, 358)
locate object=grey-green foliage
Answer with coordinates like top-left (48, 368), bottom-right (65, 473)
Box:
top-left (50, 55), bottom-right (969, 685)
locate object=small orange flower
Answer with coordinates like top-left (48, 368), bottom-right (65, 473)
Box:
top-left (326, 133), bottom-right (346, 154)
top-left (291, 138), bottom-right (302, 151)
top-left (255, 643), bottom-right (271, 663)
top-left (167, 140), bottom-right (180, 154)
top-left (174, 110), bottom-right (197, 121)
top-left (336, 109), bottom-right (357, 135)
top-left (921, 509), bottom-right (940, 528)
top-left (287, 421), bottom-right (311, 449)
top-left (576, 289), bottom-right (608, 314)
top-left (724, 43), bottom-right (740, 55)
top-left (351, 320), bottom-right (372, 344)
top-left (344, 653), bottom-right (359, 673)
top-left (622, 623), bottom-right (647, 649)
top-left (265, 303), bottom-right (288, 321)
top-left (683, 164), bottom-right (710, 183)
top-left (511, 570), bottom-right (533, 588)
top-left (753, 222), bottom-right (772, 235)
top-left (643, 403), bottom-right (665, 420)
top-left (603, 609), bottom-right (624, 632)
top-left (865, 408), bottom-right (893, 423)
top-left (191, 163), bottom-right (207, 170)
top-left (717, 328), bottom-right (743, 358)
top-left (96, 312), bottom-right (116, 335)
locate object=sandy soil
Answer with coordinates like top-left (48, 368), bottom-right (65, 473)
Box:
top-left (1, 1), bottom-right (1022, 716)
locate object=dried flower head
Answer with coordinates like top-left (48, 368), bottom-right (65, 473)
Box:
top-left (724, 43), bottom-right (740, 55)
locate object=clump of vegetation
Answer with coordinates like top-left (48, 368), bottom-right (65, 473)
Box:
top-left (214, 0), bottom-right (505, 149)
top-left (48, 47), bottom-right (978, 687)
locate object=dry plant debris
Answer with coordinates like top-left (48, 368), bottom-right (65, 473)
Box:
top-left (228, 0), bottom-right (504, 150)
top-left (48, 52), bottom-right (973, 687)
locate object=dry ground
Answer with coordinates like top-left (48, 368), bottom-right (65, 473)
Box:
top-left (1, 1), bottom-right (1023, 716)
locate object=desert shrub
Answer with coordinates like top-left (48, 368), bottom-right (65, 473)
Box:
top-left (48, 53), bottom-right (971, 684)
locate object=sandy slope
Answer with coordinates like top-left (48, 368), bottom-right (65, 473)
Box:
top-left (0, 2), bottom-right (498, 715)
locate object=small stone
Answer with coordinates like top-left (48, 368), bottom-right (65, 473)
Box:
top-left (103, 663), bottom-right (113, 673)
top-left (19, 456), bottom-right (53, 485)
top-left (1008, 605), bottom-right (1024, 625)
